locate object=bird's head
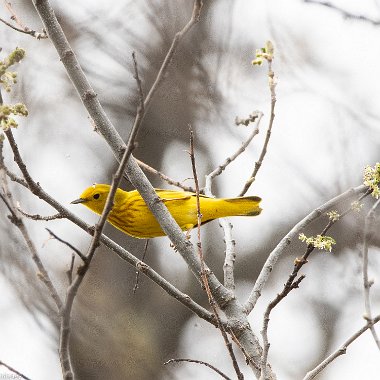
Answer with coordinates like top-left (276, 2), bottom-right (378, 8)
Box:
top-left (71, 184), bottom-right (112, 215)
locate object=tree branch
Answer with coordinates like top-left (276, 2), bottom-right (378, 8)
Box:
top-left (164, 358), bottom-right (232, 380)
top-left (304, 0), bottom-right (380, 26)
top-left (239, 54), bottom-right (276, 197)
top-left (0, 359), bottom-right (31, 380)
top-left (244, 185), bottom-right (368, 314)
top-left (31, 1), bottom-right (272, 376)
top-left (362, 197), bottom-right (380, 350)
top-left (303, 314), bottom-right (380, 380)
top-left (189, 128), bottom-right (244, 380)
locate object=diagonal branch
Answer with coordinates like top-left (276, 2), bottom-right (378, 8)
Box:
top-left (258, 186), bottom-right (371, 379)
top-left (3, 133), bottom-right (217, 324)
top-left (164, 358), bottom-right (232, 380)
top-left (239, 55), bottom-right (276, 197)
top-left (244, 185), bottom-right (368, 315)
top-left (304, 0), bottom-right (380, 26)
top-left (303, 314), bottom-right (380, 380)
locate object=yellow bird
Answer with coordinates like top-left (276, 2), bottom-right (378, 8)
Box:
top-left (71, 184), bottom-right (262, 239)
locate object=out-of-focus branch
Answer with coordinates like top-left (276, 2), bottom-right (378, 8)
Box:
top-left (362, 198), bottom-right (380, 350)
top-left (0, 359), bottom-right (31, 380)
top-left (0, 139), bottom-right (63, 313)
top-left (303, 314), bottom-right (380, 380)
top-left (304, 0), bottom-right (380, 26)
top-left (244, 185), bottom-right (368, 314)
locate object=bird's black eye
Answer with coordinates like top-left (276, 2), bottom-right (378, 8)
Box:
top-left (93, 193), bottom-right (100, 199)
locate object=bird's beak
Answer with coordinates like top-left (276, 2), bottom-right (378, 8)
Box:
top-left (70, 198), bottom-right (86, 204)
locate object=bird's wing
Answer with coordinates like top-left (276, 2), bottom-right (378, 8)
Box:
top-left (155, 189), bottom-right (193, 202)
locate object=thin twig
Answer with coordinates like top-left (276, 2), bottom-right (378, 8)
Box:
top-left (244, 185), bottom-right (369, 314)
top-left (2, 1), bottom-right (47, 38)
top-left (258, 187), bottom-right (371, 379)
top-left (0, 139), bottom-right (63, 312)
top-left (0, 359), bottom-right (31, 380)
top-left (4, 167), bottom-right (28, 186)
top-left (304, 0), bottom-right (380, 26)
top-left (66, 253), bottom-right (75, 285)
top-left (45, 228), bottom-right (86, 261)
top-left (204, 111), bottom-right (263, 194)
top-left (17, 204), bottom-right (64, 221)
top-left (362, 198), bottom-right (380, 350)
top-left (189, 127), bottom-right (244, 380)
top-left (303, 314), bottom-right (380, 380)
top-left (135, 158), bottom-right (196, 192)
top-left (239, 56), bottom-right (277, 197)
top-left (164, 358), bottom-right (232, 380)
top-left (133, 239), bottom-right (149, 294)
top-left (132, 51), bottom-right (144, 109)
top-left (0, 16), bottom-right (47, 38)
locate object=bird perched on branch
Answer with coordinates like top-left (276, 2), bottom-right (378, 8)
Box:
top-left (71, 184), bottom-right (262, 239)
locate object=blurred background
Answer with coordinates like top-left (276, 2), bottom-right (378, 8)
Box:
top-left (1, 0), bottom-right (380, 379)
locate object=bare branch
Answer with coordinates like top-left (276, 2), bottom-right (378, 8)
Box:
top-left (189, 128), bottom-right (244, 380)
top-left (3, 130), bottom-right (217, 324)
top-left (1, 1), bottom-right (47, 39)
top-left (304, 0), bottom-right (380, 26)
top-left (45, 228), bottom-right (86, 261)
top-left (203, 113), bottom-right (264, 292)
top-left (164, 358), bottom-right (232, 380)
top-left (131, 51), bottom-right (144, 110)
top-left (204, 111), bottom-right (263, 194)
top-left (258, 186), bottom-right (371, 379)
top-left (239, 55), bottom-right (277, 197)
top-left (31, 1), bottom-right (270, 375)
top-left (362, 198), bottom-right (380, 350)
top-left (135, 158), bottom-right (196, 192)
top-left (133, 239), bottom-right (149, 294)
top-left (17, 204), bottom-right (64, 221)
top-left (220, 219), bottom-right (236, 291)
top-left (0, 359), bottom-right (31, 380)
top-left (58, 47), bottom-right (154, 377)
top-left (0, 139), bottom-right (63, 312)
top-left (244, 185), bottom-right (369, 314)
top-left (303, 314), bottom-right (380, 380)
top-left (0, 16), bottom-right (47, 39)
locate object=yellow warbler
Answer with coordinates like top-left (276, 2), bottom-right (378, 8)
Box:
top-left (71, 184), bottom-right (262, 238)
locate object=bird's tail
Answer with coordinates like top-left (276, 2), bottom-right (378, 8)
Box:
top-left (221, 196), bottom-right (262, 217)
